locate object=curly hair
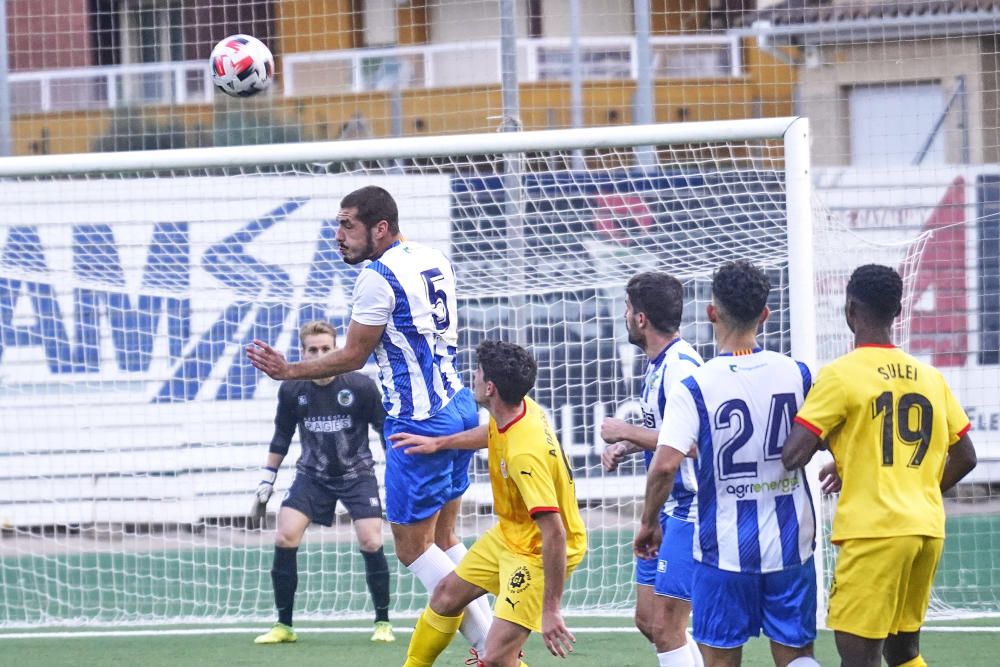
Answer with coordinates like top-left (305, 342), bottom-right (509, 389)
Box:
top-left (711, 260), bottom-right (771, 328)
top-left (476, 340), bottom-right (538, 405)
top-left (846, 264), bottom-right (903, 325)
top-left (626, 272), bottom-right (684, 334)
top-left (340, 185), bottom-right (400, 234)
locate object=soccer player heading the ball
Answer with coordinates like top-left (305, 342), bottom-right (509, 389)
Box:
top-left (247, 186), bottom-right (492, 651)
top-left (252, 320), bottom-right (393, 645)
top-left (398, 341), bottom-right (587, 667)
top-left (783, 264), bottom-right (977, 667)
top-left (641, 260), bottom-right (821, 667)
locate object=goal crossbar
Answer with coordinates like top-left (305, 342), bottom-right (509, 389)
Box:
top-left (0, 118), bottom-right (804, 177)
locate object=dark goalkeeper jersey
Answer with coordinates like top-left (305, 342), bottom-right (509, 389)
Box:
top-left (270, 372), bottom-right (386, 485)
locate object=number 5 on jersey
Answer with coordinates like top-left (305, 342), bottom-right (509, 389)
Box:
top-left (421, 268), bottom-right (451, 332)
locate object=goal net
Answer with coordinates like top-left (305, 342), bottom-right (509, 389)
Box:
top-left (0, 119), bottom-right (958, 628)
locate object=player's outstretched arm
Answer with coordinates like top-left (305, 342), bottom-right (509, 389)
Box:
top-left (782, 423), bottom-right (821, 470)
top-left (535, 511), bottom-right (575, 658)
top-left (389, 424), bottom-right (488, 455)
top-left (941, 434), bottom-right (977, 493)
top-left (246, 321), bottom-right (384, 380)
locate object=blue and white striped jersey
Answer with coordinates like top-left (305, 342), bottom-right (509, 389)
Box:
top-left (658, 349), bottom-right (816, 574)
top-left (350, 240), bottom-right (465, 421)
top-left (642, 338), bottom-right (703, 522)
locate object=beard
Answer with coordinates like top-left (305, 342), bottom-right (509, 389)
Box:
top-left (341, 229), bottom-right (376, 265)
top-left (626, 319), bottom-right (642, 347)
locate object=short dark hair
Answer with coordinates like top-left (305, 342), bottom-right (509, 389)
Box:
top-left (340, 185), bottom-right (400, 234)
top-left (711, 260), bottom-right (771, 328)
top-left (846, 264), bottom-right (903, 325)
top-left (626, 272), bottom-right (683, 334)
top-left (476, 340), bottom-right (537, 405)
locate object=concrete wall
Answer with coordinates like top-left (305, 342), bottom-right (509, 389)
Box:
top-left (798, 37), bottom-right (983, 166)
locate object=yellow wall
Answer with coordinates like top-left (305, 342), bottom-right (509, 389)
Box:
top-left (10, 39), bottom-right (796, 156)
top-left (277, 0), bottom-right (356, 53)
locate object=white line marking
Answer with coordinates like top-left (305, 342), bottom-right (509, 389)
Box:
top-left (1, 625), bottom-right (999, 640)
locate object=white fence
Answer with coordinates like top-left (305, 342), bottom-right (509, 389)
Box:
top-left (9, 35), bottom-right (743, 114)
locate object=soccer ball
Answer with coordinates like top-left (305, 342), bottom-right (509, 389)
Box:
top-left (210, 34), bottom-right (274, 97)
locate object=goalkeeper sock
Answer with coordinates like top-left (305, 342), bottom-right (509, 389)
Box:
top-left (444, 542), bottom-right (492, 654)
top-left (361, 546), bottom-right (391, 623)
top-left (271, 546), bottom-right (298, 626)
top-left (404, 606), bottom-right (463, 667)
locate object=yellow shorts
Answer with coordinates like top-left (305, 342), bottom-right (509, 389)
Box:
top-left (827, 535), bottom-right (943, 639)
top-left (455, 525), bottom-right (580, 633)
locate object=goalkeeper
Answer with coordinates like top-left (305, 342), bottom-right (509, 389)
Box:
top-left (253, 320), bottom-right (394, 645)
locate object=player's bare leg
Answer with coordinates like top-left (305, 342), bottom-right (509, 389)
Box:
top-left (769, 640), bottom-right (818, 667)
top-left (255, 506), bottom-right (310, 644)
top-left (634, 584), bottom-right (656, 642)
top-left (481, 617), bottom-right (531, 667)
top-left (391, 513), bottom-right (439, 566)
top-left (434, 496), bottom-right (462, 550)
top-left (883, 630), bottom-right (922, 666)
top-left (834, 631), bottom-right (883, 667)
top-left (275, 506), bottom-right (310, 547)
top-left (699, 645), bottom-right (741, 667)
top-left (651, 595), bottom-right (700, 666)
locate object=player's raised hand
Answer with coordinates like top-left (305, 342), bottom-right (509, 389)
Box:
top-left (601, 442), bottom-right (629, 472)
top-left (633, 522), bottom-right (661, 560)
top-left (600, 417), bottom-right (630, 444)
top-left (388, 432), bottom-right (441, 455)
top-left (819, 459), bottom-right (842, 494)
top-left (541, 608), bottom-right (575, 658)
top-left (246, 339), bottom-right (291, 379)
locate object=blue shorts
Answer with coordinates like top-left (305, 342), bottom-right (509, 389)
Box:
top-left (383, 388), bottom-right (479, 524)
top-left (654, 515), bottom-right (695, 601)
top-left (635, 511), bottom-right (669, 586)
top-left (692, 557), bottom-right (817, 649)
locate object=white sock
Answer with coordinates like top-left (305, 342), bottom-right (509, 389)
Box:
top-left (444, 542), bottom-right (492, 653)
top-left (687, 631), bottom-right (704, 667)
top-left (786, 658), bottom-right (821, 667)
top-left (445, 544), bottom-right (494, 618)
top-left (657, 645), bottom-right (695, 667)
top-left (406, 544), bottom-right (456, 594)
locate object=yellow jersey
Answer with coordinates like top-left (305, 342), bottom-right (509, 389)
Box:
top-left (794, 345), bottom-right (970, 542)
top-left (487, 397), bottom-right (587, 564)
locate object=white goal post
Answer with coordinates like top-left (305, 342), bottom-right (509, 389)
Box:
top-left (0, 117), bottom-right (902, 628)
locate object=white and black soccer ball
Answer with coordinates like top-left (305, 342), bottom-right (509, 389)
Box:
top-left (210, 34), bottom-right (274, 98)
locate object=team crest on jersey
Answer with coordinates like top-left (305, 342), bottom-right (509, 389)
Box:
top-left (500, 459), bottom-right (508, 479)
top-left (297, 394), bottom-right (308, 406)
top-left (508, 566), bottom-right (532, 592)
top-left (337, 389), bottom-right (355, 407)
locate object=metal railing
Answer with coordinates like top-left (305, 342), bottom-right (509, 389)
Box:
top-left (8, 35), bottom-right (743, 114)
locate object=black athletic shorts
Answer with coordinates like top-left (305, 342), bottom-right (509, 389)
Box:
top-left (281, 473), bottom-right (383, 526)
